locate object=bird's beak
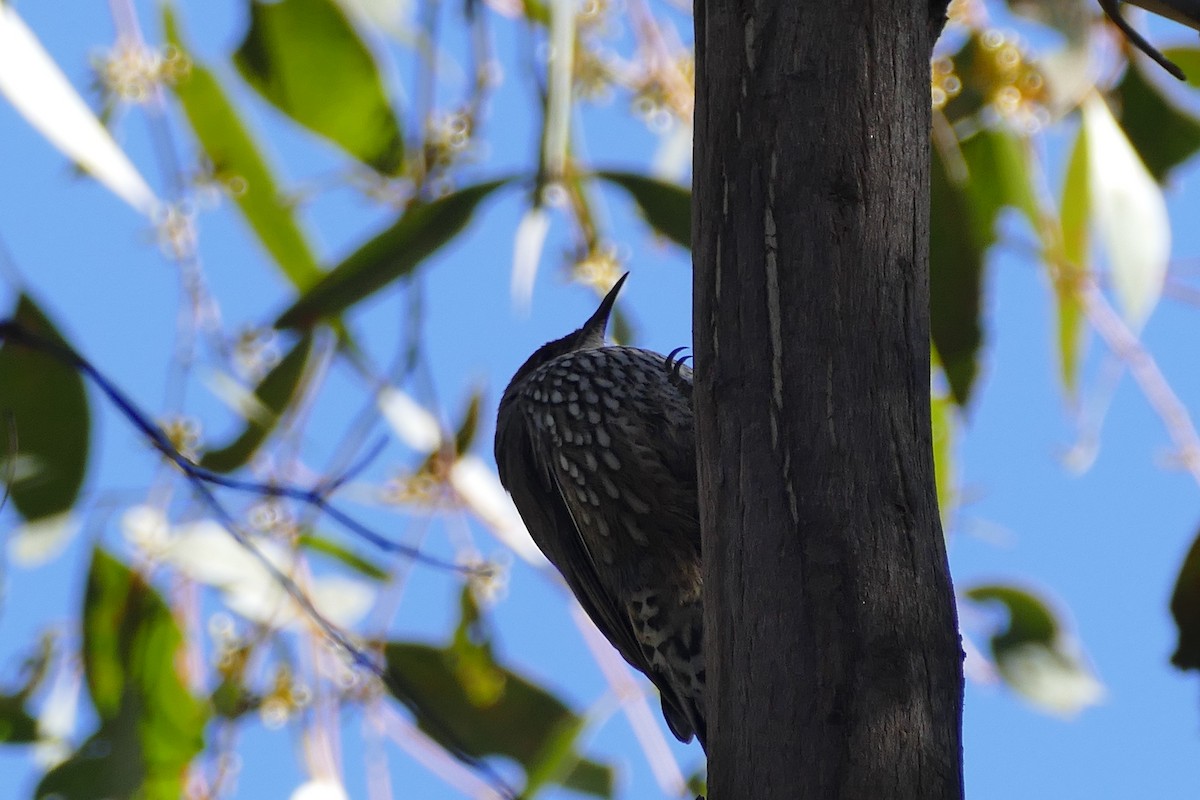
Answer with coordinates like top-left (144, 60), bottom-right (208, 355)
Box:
top-left (580, 272), bottom-right (629, 343)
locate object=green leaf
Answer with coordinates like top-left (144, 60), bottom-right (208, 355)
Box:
top-left (234, 0), bottom-right (405, 174)
top-left (0, 693), bottom-right (39, 744)
top-left (275, 180), bottom-right (510, 329)
top-left (163, 8), bottom-right (323, 291)
top-left (930, 388), bottom-right (956, 530)
top-left (1170, 527), bottom-right (1200, 670)
top-left (382, 587), bottom-right (613, 797)
top-left (596, 171), bottom-right (690, 249)
top-left (453, 390), bottom-right (483, 457)
top-left (1057, 126), bottom-right (1090, 399)
top-left (929, 127), bottom-right (1037, 406)
top-left (966, 584), bottom-right (1104, 716)
top-left (0, 296), bottom-right (90, 521)
top-left (1113, 58), bottom-right (1200, 182)
top-left (1163, 47), bottom-right (1200, 88)
top-left (56, 548), bottom-right (208, 799)
top-left (929, 143), bottom-right (983, 406)
top-left (198, 334), bottom-right (313, 472)
top-left (297, 533), bottom-right (390, 581)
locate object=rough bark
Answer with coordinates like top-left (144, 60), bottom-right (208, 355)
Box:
top-left (692, 3), bottom-right (963, 799)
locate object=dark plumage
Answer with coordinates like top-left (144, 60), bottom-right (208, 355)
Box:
top-left (494, 274), bottom-right (705, 750)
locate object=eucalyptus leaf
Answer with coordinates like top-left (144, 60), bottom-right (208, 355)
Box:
top-left (596, 171), bottom-right (690, 249)
top-left (198, 334), bottom-right (313, 473)
top-left (234, 0), bottom-right (405, 174)
top-left (1113, 58), bottom-right (1200, 182)
top-left (275, 180), bottom-right (510, 329)
top-left (163, 8), bottom-right (324, 291)
top-left (0, 295), bottom-right (90, 522)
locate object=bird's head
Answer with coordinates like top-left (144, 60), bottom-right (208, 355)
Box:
top-left (504, 272), bottom-right (628, 391)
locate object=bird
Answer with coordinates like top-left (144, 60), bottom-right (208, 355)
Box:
top-left (494, 273), bottom-right (706, 751)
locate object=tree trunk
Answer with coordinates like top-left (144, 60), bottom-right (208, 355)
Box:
top-left (692, 3), bottom-right (963, 799)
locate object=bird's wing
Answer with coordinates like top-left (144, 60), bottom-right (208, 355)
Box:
top-left (495, 405), bottom-right (654, 676)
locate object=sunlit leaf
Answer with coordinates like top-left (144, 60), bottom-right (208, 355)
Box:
top-left (453, 390), bottom-right (483, 457)
top-left (449, 454), bottom-right (545, 565)
top-left (198, 334), bottom-right (313, 473)
top-left (0, 296), bottom-right (90, 522)
top-left (596, 171), bottom-right (690, 249)
top-left (966, 584), bottom-right (1104, 717)
top-left (1170, 526), bottom-right (1200, 670)
top-left (1113, 58), bottom-right (1200, 182)
top-left (1057, 126), bottom-right (1090, 399)
top-left (275, 180), bottom-right (511, 329)
top-left (0, 6), bottom-right (157, 213)
top-left (930, 388), bottom-right (956, 530)
top-left (1082, 92), bottom-right (1169, 329)
top-left (234, 0), bottom-right (405, 174)
top-left (298, 533), bottom-right (390, 581)
top-left (512, 205), bottom-right (551, 310)
top-left (383, 591), bottom-right (614, 797)
top-left (56, 548), bottom-right (208, 799)
top-left (1005, 0), bottom-right (1092, 42)
top-left (542, 0), bottom-right (575, 181)
top-left (163, 8), bottom-right (324, 291)
top-left (378, 387), bottom-right (443, 452)
top-left (959, 127), bottom-right (1039, 231)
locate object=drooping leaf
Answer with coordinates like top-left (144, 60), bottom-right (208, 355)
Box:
top-left (0, 296), bottom-right (90, 522)
top-left (596, 171), bottom-right (690, 249)
top-left (1057, 126), bottom-right (1090, 398)
top-left (233, 0), bottom-right (405, 174)
top-left (163, 8), bottom-right (324, 291)
top-left (1113, 58), bottom-right (1200, 182)
top-left (297, 533), bottom-right (390, 581)
top-left (928, 127), bottom-right (1036, 406)
top-left (1082, 92), bottom-right (1169, 329)
top-left (453, 390), bottom-right (483, 457)
top-left (198, 334), bottom-right (313, 472)
top-left (966, 584), bottom-right (1104, 717)
top-left (929, 142), bottom-right (983, 406)
top-left (0, 5), bottom-right (157, 213)
top-left (1170, 526), bottom-right (1200, 670)
top-left (382, 589), bottom-right (614, 797)
top-left (51, 548), bottom-right (208, 799)
top-left (275, 180), bottom-right (511, 329)
top-left (1004, 0), bottom-right (1092, 42)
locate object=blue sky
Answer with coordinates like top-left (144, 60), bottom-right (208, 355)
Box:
top-left (3, 1), bottom-right (1200, 798)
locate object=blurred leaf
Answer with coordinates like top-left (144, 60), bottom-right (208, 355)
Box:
top-left (930, 388), bottom-right (956, 529)
top-left (1163, 47), bottom-right (1200, 87)
top-left (966, 584), bottom-right (1104, 717)
top-left (928, 128), bottom-right (1034, 406)
top-left (0, 693), bottom-right (38, 744)
top-left (0, 5), bottom-right (157, 213)
top-left (1057, 127), bottom-right (1090, 399)
top-left (1113, 58), bottom-right (1200, 182)
top-left (298, 533), bottom-right (390, 581)
top-left (163, 8), bottom-right (324, 291)
top-left (929, 142), bottom-right (983, 406)
top-left (0, 296), bottom-right (90, 521)
top-left (275, 180), bottom-right (510, 329)
top-left (52, 548), bottom-right (208, 799)
top-left (198, 334), bottom-right (313, 472)
top-left (959, 127), bottom-right (1039, 231)
top-left (1082, 92), bottom-right (1169, 329)
top-left (234, 0), bottom-right (405, 174)
top-left (596, 171), bottom-right (690, 249)
top-left (1170, 526), bottom-right (1200, 670)
top-left (383, 591), bottom-right (614, 797)
top-left (453, 391), bottom-right (482, 457)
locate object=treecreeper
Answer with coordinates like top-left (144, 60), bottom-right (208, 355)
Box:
top-left (494, 273), bottom-right (707, 752)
